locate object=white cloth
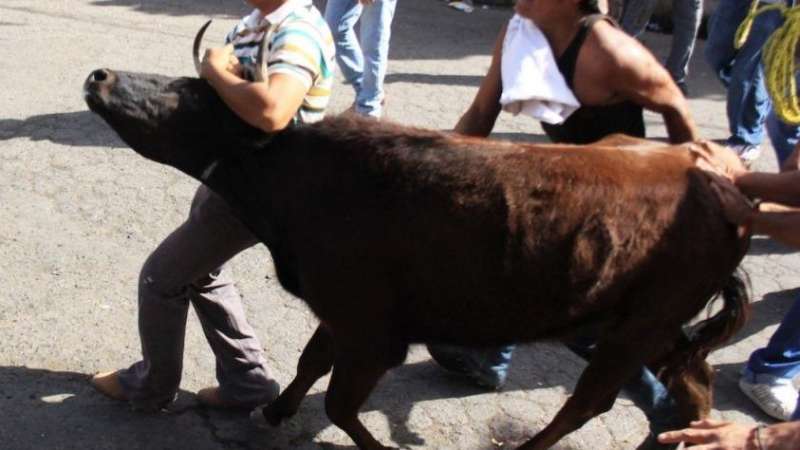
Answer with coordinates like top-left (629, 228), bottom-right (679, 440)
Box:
top-left (499, 14), bottom-right (580, 125)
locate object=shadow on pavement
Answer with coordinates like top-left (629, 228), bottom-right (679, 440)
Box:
top-left (385, 72), bottom-right (484, 88)
top-left (88, 0), bottom-right (243, 18)
top-left (0, 111), bottom-right (125, 148)
top-left (722, 287), bottom-right (798, 349)
top-left (0, 348), bottom-right (590, 450)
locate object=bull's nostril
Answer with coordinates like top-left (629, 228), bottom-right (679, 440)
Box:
top-left (92, 69), bottom-right (110, 82)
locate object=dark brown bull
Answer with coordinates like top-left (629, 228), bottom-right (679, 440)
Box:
top-left (83, 56), bottom-right (749, 448)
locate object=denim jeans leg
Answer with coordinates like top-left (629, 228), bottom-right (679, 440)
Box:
top-left (325, 0), bottom-right (365, 90)
top-left (746, 294), bottom-right (800, 379)
top-left (619, 0), bottom-right (658, 37)
top-left (665, 0), bottom-right (702, 84)
top-left (426, 343), bottom-right (515, 388)
top-left (766, 111), bottom-right (800, 164)
top-left (704, 0), bottom-right (751, 88)
top-left (723, 9), bottom-right (784, 146)
top-left (355, 0), bottom-right (397, 117)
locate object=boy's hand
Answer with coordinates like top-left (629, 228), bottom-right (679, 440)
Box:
top-left (200, 44), bottom-right (243, 79)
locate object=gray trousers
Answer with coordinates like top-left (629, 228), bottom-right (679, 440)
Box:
top-left (621, 0), bottom-right (703, 84)
top-left (117, 185), bottom-right (275, 410)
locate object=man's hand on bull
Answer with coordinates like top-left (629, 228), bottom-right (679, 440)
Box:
top-left (200, 44), bottom-right (243, 80)
top-left (702, 170), bottom-right (758, 239)
top-left (689, 141), bottom-right (749, 184)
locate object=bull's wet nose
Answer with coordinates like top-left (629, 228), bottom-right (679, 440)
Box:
top-left (91, 69), bottom-right (110, 82)
top-left (88, 68), bottom-right (116, 85)
top-left (84, 69), bottom-right (117, 104)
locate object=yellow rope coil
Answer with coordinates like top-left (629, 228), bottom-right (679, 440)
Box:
top-left (735, 1), bottom-right (800, 124)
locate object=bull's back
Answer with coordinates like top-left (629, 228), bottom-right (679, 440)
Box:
top-left (269, 124), bottom-right (744, 344)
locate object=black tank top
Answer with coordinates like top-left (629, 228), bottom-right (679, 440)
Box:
top-left (541, 14), bottom-right (645, 144)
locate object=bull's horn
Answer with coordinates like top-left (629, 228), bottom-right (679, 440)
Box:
top-left (253, 27), bottom-right (269, 82)
top-left (193, 20), bottom-right (213, 76)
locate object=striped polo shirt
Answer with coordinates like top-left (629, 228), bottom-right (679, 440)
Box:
top-left (226, 0), bottom-right (335, 124)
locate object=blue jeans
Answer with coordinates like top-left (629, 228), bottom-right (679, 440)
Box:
top-left (766, 111), bottom-right (800, 162)
top-left (704, 0), bottom-right (787, 147)
top-left (324, 0), bottom-right (397, 118)
top-left (621, 0), bottom-right (703, 84)
top-left (746, 294), bottom-right (800, 381)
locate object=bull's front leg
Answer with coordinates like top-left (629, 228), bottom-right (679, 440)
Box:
top-left (324, 336), bottom-right (409, 450)
top-left (261, 324), bottom-right (335, 425)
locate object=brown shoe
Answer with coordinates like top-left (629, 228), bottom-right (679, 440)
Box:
top-left (91, 370), bottom-right (128, 401)
top-left (196, 386), bottom-right (235, 408)
top-left (197, 380), bottom-right (280, 410)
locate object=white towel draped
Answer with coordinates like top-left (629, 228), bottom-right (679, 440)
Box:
top-left (499, 14), bottom-right (580, 125)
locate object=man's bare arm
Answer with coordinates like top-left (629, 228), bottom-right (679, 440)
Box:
top-left (597, 28), bottom-right (698, 143)
top-left (454, 26), bottom-right (505, 137)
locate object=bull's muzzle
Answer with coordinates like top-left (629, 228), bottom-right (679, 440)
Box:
top-left (83, 68), bottom-right (117, 107)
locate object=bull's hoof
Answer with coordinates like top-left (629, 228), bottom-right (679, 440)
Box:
top-left (249, 404), bottom-right (289, 428)
top-left (254, 399), bottom-right (297, 427)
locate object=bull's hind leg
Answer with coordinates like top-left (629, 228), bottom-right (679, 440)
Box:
top-left (262, 324), bottom-right (335, 425)
top-left (517, 326), bottom-right (673, 450)
top-left (324, 338), bottom-right (408, 450)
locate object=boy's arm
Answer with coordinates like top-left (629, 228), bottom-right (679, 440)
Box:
top-left (201, 46), bottom-right (307, 132)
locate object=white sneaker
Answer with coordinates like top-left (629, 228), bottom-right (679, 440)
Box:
top-left (739, 373), bottom-right (798, 421)
top-left (726, 142), bottom-right (762, 164)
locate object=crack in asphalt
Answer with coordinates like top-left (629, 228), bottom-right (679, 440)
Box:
top-left (192, 406), bottom-right (253, 450)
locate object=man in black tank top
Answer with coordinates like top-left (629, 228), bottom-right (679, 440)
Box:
top-left (452, 0), bottom-right (697, 145)
top-left (428, 0), bottom-right (697, 444)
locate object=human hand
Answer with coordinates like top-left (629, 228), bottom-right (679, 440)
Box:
top-left (689, 141), bottom-right (749, 183)
top-left (200, 44), bottom-right (243, 79)
top-left (703, 170), bottom-right (757, 239)
top-left (358, 0), bottom-right (376, 5)
top-left (658, 419), bottom-right (759, 449)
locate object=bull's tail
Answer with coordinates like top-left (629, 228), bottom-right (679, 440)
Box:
top-left (653, 269), bottom-right (750, 376)
top-left (686, 269), bottom-right (750, 357)
top-left (651, 269), bottom-right (750, 421)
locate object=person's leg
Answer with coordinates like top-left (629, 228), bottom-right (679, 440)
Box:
top-left (741, 294), bottom-right (800, 421)
top-left (665, 0), bottom-right (703, 87)
top-left (723, 8), bottom-right (784, 148)
top-left (703, 0), bottom-right (750, 87)
top-left (113, 186), bottom-right (275, 410)
top-left (354, 0), bottom-right (397, 118)
top-left (325, 0), bottom-right (365, 93)
top-left (619, 0), bottom-right (659, 38)
top-left (426, 343), bottom-right (514, 389)
top-left (766, 111), bottom-right (800, 165)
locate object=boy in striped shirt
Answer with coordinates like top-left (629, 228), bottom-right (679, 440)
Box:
top-left (91, 0), bottom-right (336, 411)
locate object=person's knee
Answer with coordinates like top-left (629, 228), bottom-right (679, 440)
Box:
top-left (138, 253), bottom-right (188, 300)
